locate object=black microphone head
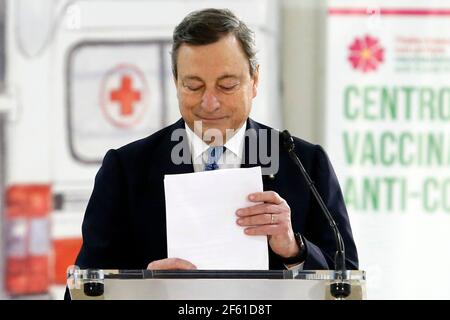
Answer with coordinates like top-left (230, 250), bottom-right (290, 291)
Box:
top-left (281, 130), bottom-right (295, 152)
top-left (330, 281), bottom-right (352, 299)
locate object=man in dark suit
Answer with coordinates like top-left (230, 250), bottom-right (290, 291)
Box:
top-left (74, 8), bottom-right (358, 277)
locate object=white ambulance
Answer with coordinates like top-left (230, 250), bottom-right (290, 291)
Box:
top-left (0, 0), bottom-right (281, 298)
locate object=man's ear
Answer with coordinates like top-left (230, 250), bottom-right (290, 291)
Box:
top-left (252, 64), bottom-right (260, 98)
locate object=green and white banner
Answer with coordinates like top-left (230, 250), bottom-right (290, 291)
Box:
top-left (326, 0), bottom-right (450, 299)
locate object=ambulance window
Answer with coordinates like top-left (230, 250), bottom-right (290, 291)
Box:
top-left (67, 41), bottom-right (171, 163)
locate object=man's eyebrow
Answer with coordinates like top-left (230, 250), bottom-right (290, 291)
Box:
top-left (182, 76), bottom-right (203, 82)
top-left (181, 74), bottom-right (240, 82)
top-left (217, 74), bottom-right (240, 81)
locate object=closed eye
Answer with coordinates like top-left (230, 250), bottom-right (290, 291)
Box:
top-left (184, 85), bottom-right (203, 92)
top-left (219, 84), bottom-right (238, 91)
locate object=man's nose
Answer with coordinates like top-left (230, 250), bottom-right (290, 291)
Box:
top-left (200, 90), bottom-right (220, 112)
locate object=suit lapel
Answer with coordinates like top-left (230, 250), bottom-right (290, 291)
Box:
top-left (241, 118), bottom-right (261, 169)
top-left (148, 119), bottom-right (194, 184)
top-left (241, 118), bottom-right (278, 187)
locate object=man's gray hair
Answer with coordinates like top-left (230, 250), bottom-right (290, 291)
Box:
top-left (171, 8), bottom-right (258, 79)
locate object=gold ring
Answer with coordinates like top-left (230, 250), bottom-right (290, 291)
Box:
top-left (271, 214), bottom-right (275, 224)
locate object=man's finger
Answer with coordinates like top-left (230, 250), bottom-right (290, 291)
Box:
top-left (244, 224), bottom-right (283, 236)
top-left (236, 203), bottom-right (284, 217)
top-left (237, 212), bottom-right (286, 226)
top-left (147, 258), bottom-right (197, 270)
top-left (248, 191), bottom-right (284, 204)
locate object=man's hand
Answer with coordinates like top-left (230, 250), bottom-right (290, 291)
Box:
top-left (236, 191), bottom-right (300, 259)
top-left (147, 258), bottom-right (197, 270)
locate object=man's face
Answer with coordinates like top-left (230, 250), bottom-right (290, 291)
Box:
top-left (175, 34), bottom-right (259, 142)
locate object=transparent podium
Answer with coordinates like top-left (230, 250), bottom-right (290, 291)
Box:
top-left (67, 267), bottom-right (366, 300)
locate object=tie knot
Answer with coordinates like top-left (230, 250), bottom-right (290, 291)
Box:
top-left (204, 146), bottom-right (225, 171)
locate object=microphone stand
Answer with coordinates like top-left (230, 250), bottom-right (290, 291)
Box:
top-left (281, 130), bottom-right (351, 299)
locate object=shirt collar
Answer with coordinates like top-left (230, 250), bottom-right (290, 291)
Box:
top-left (185, 121), bottom-right (246, 160)
top-left (223, 122), bottom-right (246, 158)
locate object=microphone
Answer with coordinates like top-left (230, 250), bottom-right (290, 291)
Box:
top-left (280, 130), bottom-right (351, 299)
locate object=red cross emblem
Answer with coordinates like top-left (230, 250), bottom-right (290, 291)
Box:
top-left (110, 76), bottom-right (141, 116)
top-left (100, 64), bottom-right (149, 128)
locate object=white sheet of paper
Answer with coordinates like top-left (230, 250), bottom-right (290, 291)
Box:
top-left (164, 166), bottom-right (268, 270)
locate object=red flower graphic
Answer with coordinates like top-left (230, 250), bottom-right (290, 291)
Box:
top-left (348, 35), bottom-right (384, 72)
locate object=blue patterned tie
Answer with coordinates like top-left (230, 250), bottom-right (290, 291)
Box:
top-left (204, 146), bottom-right (225, 171)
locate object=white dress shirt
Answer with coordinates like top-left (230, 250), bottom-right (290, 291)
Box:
top-left (184, 123), bottom-right (304, 271)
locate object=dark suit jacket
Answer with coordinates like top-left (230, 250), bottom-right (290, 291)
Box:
top-left (74, 118), bottom-right (358, 272)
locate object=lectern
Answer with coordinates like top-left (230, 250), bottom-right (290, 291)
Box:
top-left (67, 267), bottom-right (366, 300)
